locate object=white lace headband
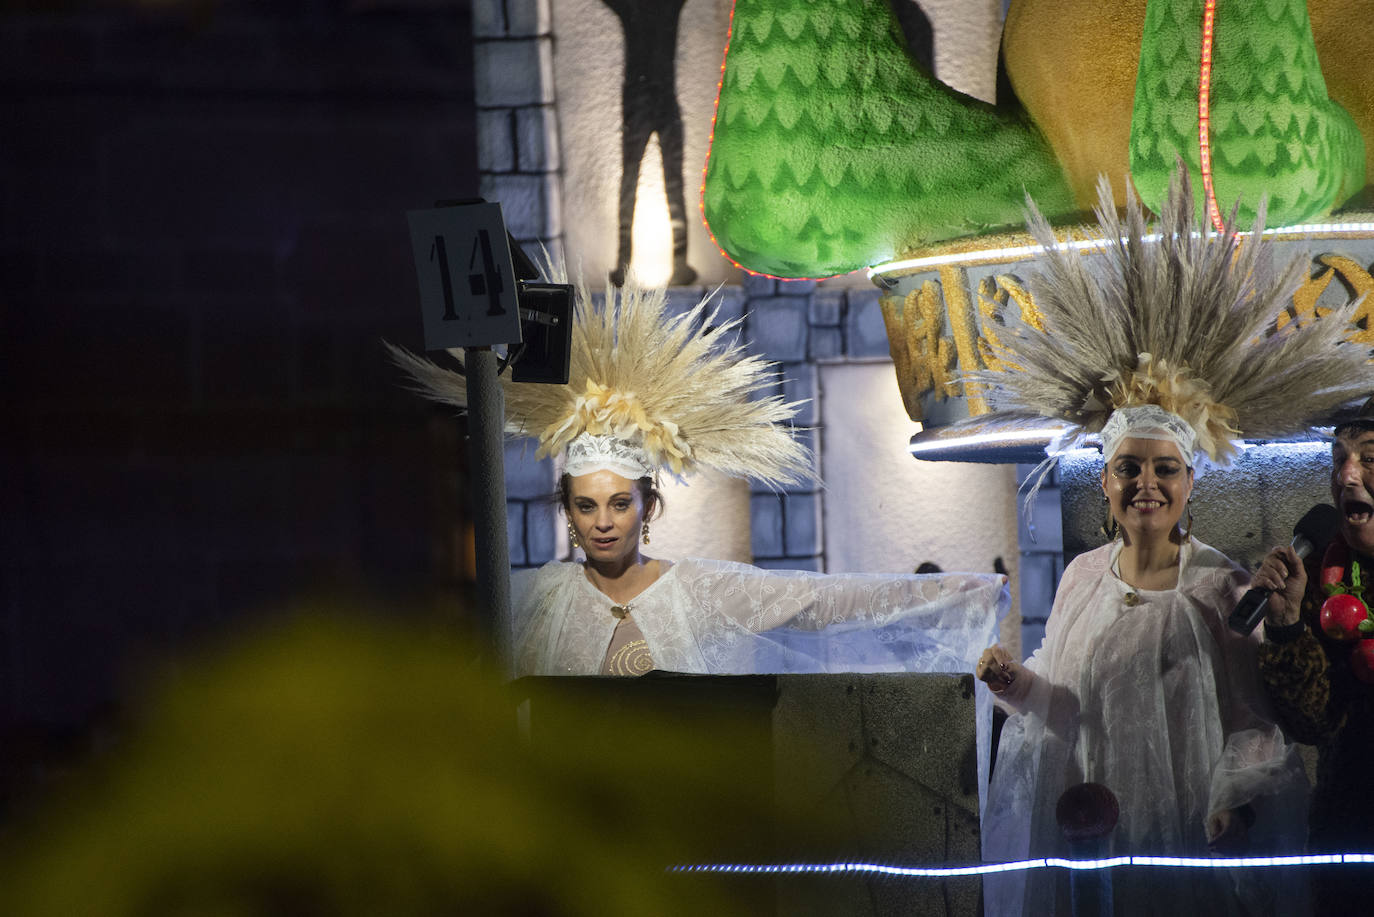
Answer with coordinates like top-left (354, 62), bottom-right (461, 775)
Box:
top-left (1100, 405), bottom-right (1196, 466)
top-left (562, 433), bottom-right (655, 480)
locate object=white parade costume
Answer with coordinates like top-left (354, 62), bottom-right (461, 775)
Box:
top-left (513, 557), bottom-right (1008, 677)
top-left (982, 539), bottom-right (1306, 914)
top-left (959, 171), bottom-right (1370, 915)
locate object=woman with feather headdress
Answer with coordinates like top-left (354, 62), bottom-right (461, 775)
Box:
top-left (972, 171), bottom-right (1372, 915)
top-left (391, 276), bottom-right (1008, 679)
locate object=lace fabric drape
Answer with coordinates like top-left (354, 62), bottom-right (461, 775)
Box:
top-left (981, 539), bottom-right (1309, 916)
top-left (511, 558), bottom-right (1009, 678)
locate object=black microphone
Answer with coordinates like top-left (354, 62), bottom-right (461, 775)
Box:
top-left (1228, 504), bottom-right (1342, 635)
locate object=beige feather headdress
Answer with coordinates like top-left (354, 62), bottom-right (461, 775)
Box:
top-left (968, 168), bottom-right (1373, 466)
top-left (388, 275), bottom-right (813, 488)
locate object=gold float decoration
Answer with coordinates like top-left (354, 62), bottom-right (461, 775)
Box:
top-left (881, 242), bottom-right (1374, 428)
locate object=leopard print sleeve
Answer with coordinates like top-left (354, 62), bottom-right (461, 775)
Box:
top-left (1257, 593), bottom-right (1342, 745)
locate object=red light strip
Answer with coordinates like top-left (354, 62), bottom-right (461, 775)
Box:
top-left (1198, 0), bottom-right (1224, 232)
top-left (697, 2), bottom-right (841, 282)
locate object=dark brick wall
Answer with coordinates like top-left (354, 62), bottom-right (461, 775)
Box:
top-left (0, 0), bottom-right (479, 747)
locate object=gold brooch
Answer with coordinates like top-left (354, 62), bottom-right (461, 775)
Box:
top-left (1123, 592), bottom-right (1140, 607)
top-left (611, 605), bottom-right (632, 619)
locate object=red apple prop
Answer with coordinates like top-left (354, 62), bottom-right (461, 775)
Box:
top-left (1321, 540), bottom-right (1350, 589)
top-left (1350, 641), bottom-right (1374, 685)
top-left (1320, 594), bottom-right (1369, 642)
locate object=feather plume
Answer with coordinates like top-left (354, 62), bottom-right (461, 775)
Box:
top-left (967, 168), bottom-right (1373, 464)
top-left (387, 276), bottom-right (813, 488)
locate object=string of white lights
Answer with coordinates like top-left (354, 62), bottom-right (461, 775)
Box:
top-left (669, 853), bottom-right (1374, 877)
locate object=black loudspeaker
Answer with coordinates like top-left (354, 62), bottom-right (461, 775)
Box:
top-left (511, 281), bottom-right (573, 384)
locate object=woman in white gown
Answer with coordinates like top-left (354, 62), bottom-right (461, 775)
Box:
top-left (393, 276), bottom-right (1009, 683)
top-left (977, 407), bottom-right (1306, 914)
top-left (514, 434), bottom-right (1005, 678)
top-left (963, 169), bottom-right (1373, 915)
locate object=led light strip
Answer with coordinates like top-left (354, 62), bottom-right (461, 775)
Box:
top-left (867, 223), bottom-right (1374, 282)
top-left (1198, 0), bottom-right (1224, 232)
top-left (907, 428), bottom-right (1069, 456)
top-left (670, 853), bottom-right (1374, 878)
top-left (911, 433), bottom-right (1332, 459)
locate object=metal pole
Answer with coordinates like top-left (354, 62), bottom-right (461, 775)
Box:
top-left (463, 345), bottom-right (513, 674)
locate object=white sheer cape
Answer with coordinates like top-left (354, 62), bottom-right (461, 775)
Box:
top-left (982, 539), bottom-right (1308, 916)
top-left (512, 558), bottom-right (1009, 678)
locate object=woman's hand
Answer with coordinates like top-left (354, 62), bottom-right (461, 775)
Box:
top-left (976, 644), bottom-right (1024, 695)
top-left (1206, 807), bottom-right (1251, 854)
top-left (1250, 545), bottom-right (1308, 627)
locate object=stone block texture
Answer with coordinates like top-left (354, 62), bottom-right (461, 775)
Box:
top-left (474, 37), bottom-right (553, 108)
top-left (844, 288), bottom-right (890, 359)
top-left (472, 0), bottom-right (550, 39)
top-left (514, 104), bottom-right (559, 172)
top-left (747, 296), bottom-right (810, 362)
top-left (478, 172), bottom-right (561, 239)
top-left (472, 0), bottom-right (559, 260)
top-left (782, 361), bottom-right (818, 427)
top-left (751, 493), bottom-right (785, 559)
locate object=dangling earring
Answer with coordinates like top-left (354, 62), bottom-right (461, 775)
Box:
top-left (567, 521), bottom-right (580, 549)
top-left (1101, 499), bottom-right (1120, 541)
top-left (641, 520), bottom-right (651, 545)
top-left (1183, 501), bottom-right (1194, 540)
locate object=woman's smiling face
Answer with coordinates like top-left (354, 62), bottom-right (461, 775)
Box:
top-left (1100, 436), bottom-right (1194, 542)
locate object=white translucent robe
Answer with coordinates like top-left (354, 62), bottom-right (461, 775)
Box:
top-left (512, 558), bottom-right (1009, 678)
top-left (982, 539), bottom-right (1308, 916)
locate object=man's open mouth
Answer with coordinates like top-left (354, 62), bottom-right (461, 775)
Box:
top-left (1343, 498), bottom-right (1374, 525)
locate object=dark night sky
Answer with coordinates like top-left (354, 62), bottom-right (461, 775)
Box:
top-left (1, 0), bottom-right (482, 770)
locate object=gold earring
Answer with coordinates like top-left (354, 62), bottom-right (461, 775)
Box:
top-left (567, 521), bottom-right (580, 549)
top-left (641, 521), bottom-right (650, 545)
top-left (1101, 499), bottom-right (1120, 541)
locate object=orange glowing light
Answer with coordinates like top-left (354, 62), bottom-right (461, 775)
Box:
top-left (1198, 0), bottom-right (1224, 232)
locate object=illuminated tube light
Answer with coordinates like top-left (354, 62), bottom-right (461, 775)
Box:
top-left (867, 224), bottom-right (1374, 285)
top-left (1198, 0), bottom-right (1223, 232)
top-left (670, 853), bottom-right (1374, 878)
top-left (869, 237), bottom-right (1115, 280)
top-left (1267, 222), bottom-right (1374, 235)
top-left (908, 428), bottom-right (1068, 457)
top-left (909, 432), bottom-right (1330, 463)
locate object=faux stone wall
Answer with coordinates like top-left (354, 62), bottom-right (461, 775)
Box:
top-left (1016, 462), bottom-right (1063, 658)
top-left (472, 0), bottom-right (562, 250)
